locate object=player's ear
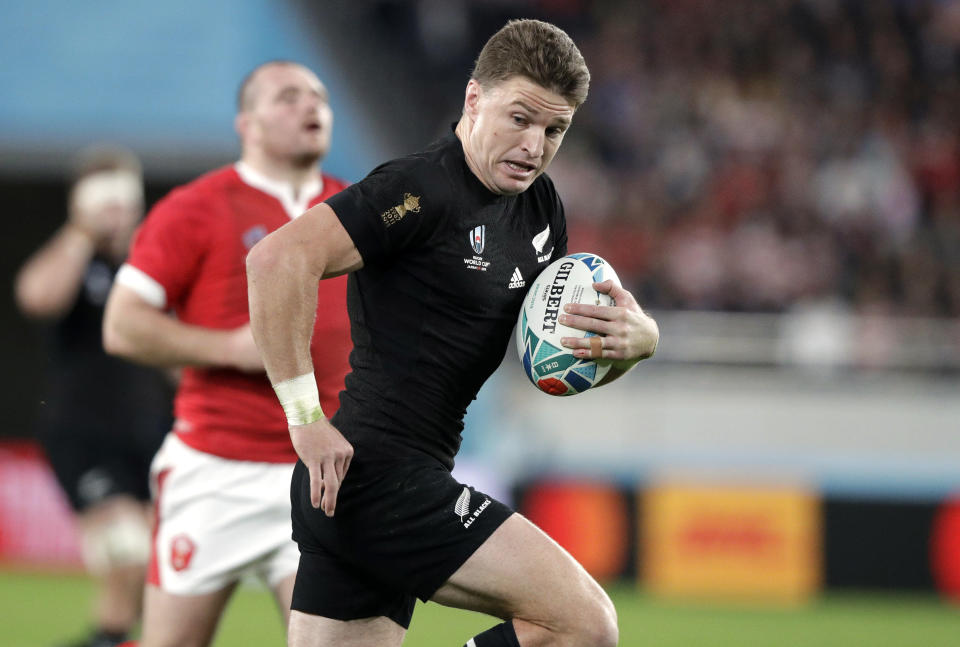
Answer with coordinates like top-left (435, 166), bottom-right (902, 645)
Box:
top-left (234, 112), bottom-right (248, 139)
top-left (464, 79), bottom-right (481, 120)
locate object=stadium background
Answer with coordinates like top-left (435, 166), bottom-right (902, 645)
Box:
top-left (2, 0), bottom-right (960, 644)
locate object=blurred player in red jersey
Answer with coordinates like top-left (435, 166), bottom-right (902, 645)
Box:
top-left (16, 146), bottom-right (173, 647)
top-left (102, 61), bottom-right (352, 647)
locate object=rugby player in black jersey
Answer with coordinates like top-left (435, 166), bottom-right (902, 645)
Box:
top-left (247, 19), bottom-right (659, 647)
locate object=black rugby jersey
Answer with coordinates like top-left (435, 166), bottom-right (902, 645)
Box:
top-left (40, 257), bottom-right (173, 435)
top-left (326, 131), bottom-right (567, 468)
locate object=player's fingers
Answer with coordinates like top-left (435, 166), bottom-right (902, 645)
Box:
top-left (334, 441), bottom-right (353, 481)
top-left (589, 336), bottom-right (603, 359)
top-left (559, 311), bottom-right (612, 333)
top-left (562, 301), bottom-right (610, 321)
top-left (309, 464), bottom-right (323, 509)
top-left (561, 334), bottom-right (627, 360)
top-left (592, 279), bottom-right (616, 294)
top-left (321, 462), bottom-right (341, 517)
top-left (598, 281), bottom-right (639, 309)
top-left (583, 335), bottom-right (613, 360)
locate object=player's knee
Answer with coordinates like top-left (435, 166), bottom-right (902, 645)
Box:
top-left (81, 514), bottom-right (151, 575)
top-left (574, 590), bottom-right (618, 647)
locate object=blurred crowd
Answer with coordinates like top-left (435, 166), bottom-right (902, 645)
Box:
top-left (378, 0), bottom-right (960, 318)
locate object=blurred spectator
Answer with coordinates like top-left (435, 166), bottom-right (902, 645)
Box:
top-left (14, 146), bottom-right (173, 647)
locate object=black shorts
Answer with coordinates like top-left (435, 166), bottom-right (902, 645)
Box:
top-left (39, 419), bottom-right (168, 512)
top-left (290, 447), bottom-right (513, 629)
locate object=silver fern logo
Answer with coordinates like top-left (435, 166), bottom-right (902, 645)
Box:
top-left (532, 224), bottom-right (553, 262)
top-left (456, 487), bottom-right (492, 529)
top-left (455, 487), bottom-right (471, 521)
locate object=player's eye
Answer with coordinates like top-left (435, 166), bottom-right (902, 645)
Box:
top-left (512, 114), bottom-right (528, 126)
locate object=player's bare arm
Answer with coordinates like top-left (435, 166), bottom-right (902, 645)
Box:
top-left (15, 224), bottom-right (97, 319)
top-left (15, 190), bottom-right (135, 319)
top-left (102, 284), bottom-right (263, 371)
top-left (246, 202), bottom-right (362, 516)
top-left (559, 279), bottom-right (659, 385)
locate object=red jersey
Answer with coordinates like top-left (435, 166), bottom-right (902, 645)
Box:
top-left (119, 163), bottom-right (351, 462)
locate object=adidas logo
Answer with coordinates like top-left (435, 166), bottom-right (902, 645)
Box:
top-left (508, 267), bottom-right (525, 289)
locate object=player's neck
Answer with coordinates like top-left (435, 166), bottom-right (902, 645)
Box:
top-left (240, 153), bottom-right (321, 199)
top-left (455, 117), bottom-right (498, 195)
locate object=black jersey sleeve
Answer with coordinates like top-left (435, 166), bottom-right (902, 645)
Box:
top-left (325, 157), bottom-right (450, 266)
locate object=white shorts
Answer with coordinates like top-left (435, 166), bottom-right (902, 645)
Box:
top-left (148, 433), bottom-right (299, 595)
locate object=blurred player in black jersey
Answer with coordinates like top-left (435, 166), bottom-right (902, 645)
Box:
top-left (15, 147), bottom-right (173, 647)
top-left (248, 19), bottom-right (658, 647)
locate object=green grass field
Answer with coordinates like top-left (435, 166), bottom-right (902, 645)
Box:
top-left (2, 570), bottom-right (960, 646)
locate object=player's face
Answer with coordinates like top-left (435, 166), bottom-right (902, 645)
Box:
top-left (463, 76), bottom-right (574, 195)
top-left (244, 65), bottom-right (333, 166)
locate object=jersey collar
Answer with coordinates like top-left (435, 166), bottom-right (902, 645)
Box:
top-left (234, 161), bottom-right (323, 219)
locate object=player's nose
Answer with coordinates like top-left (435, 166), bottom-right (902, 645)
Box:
top-left (520, 128), bottom-right (545, 159)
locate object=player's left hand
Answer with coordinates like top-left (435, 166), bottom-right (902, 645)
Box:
top-left (559, 279), bottom-right (659, 369)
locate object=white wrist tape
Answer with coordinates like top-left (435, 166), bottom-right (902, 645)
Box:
top-left (272, 372), bottom-right (325, 426)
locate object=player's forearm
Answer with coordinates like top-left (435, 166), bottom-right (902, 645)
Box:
top-left (15, 225), bottom-right (96, 319)
top-left (246, 232), bottom-right (319, 385)
top-left (103, 289), bottom-right (241, 369)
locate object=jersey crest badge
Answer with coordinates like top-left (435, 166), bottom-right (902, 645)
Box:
top-left (470, 225), bottom-right (486, 254)
top-left (381, 193), bottom-right (421, 227)
top-left (170, 533), bottom-right (196, 572)
top-left (532, 224), bottom-right (553, 262)
top-left (242, 225), bottom-right (268, 250)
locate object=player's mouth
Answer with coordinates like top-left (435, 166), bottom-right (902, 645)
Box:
top-left (502, 160), bottom-right (537, 178)
top-left (303, 120), bottom-right (322, 133)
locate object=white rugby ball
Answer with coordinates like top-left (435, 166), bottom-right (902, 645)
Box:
top-left (516, 253), bottom-right (621, 396)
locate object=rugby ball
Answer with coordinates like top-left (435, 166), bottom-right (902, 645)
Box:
top-left (516, 253), bottom-right (620, 396)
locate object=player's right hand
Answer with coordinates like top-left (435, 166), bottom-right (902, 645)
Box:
top-left (69, 200), bottom-right (136, 246)
top-left (290, 418), bottom-right (354, 517)
top-left (225, 324), bottom-right (266, 372)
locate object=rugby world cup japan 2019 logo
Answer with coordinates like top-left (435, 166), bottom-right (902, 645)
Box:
top-left (464, 225), bottom-right (491, 271)
top-left (170, 533), bottom-right (196, 572)
top-left (470, 225), bottom-right (485, 254)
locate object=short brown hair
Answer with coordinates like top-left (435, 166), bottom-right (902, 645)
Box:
top-left (471, 19), bottom-right (590, 108)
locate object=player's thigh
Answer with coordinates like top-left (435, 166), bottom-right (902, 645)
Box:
top-left (150, 434), bottom-right (297, 595)
top-left (271, 572), bottom-right (296, 627)
top-left (140, 582), bottom-right (237, 647)
top-left (431, 513), bottom-right (615, 630)
top-left (287, 610), bottom-right (405, 647)
top-left (77, 493), bottom-right (150, 532)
